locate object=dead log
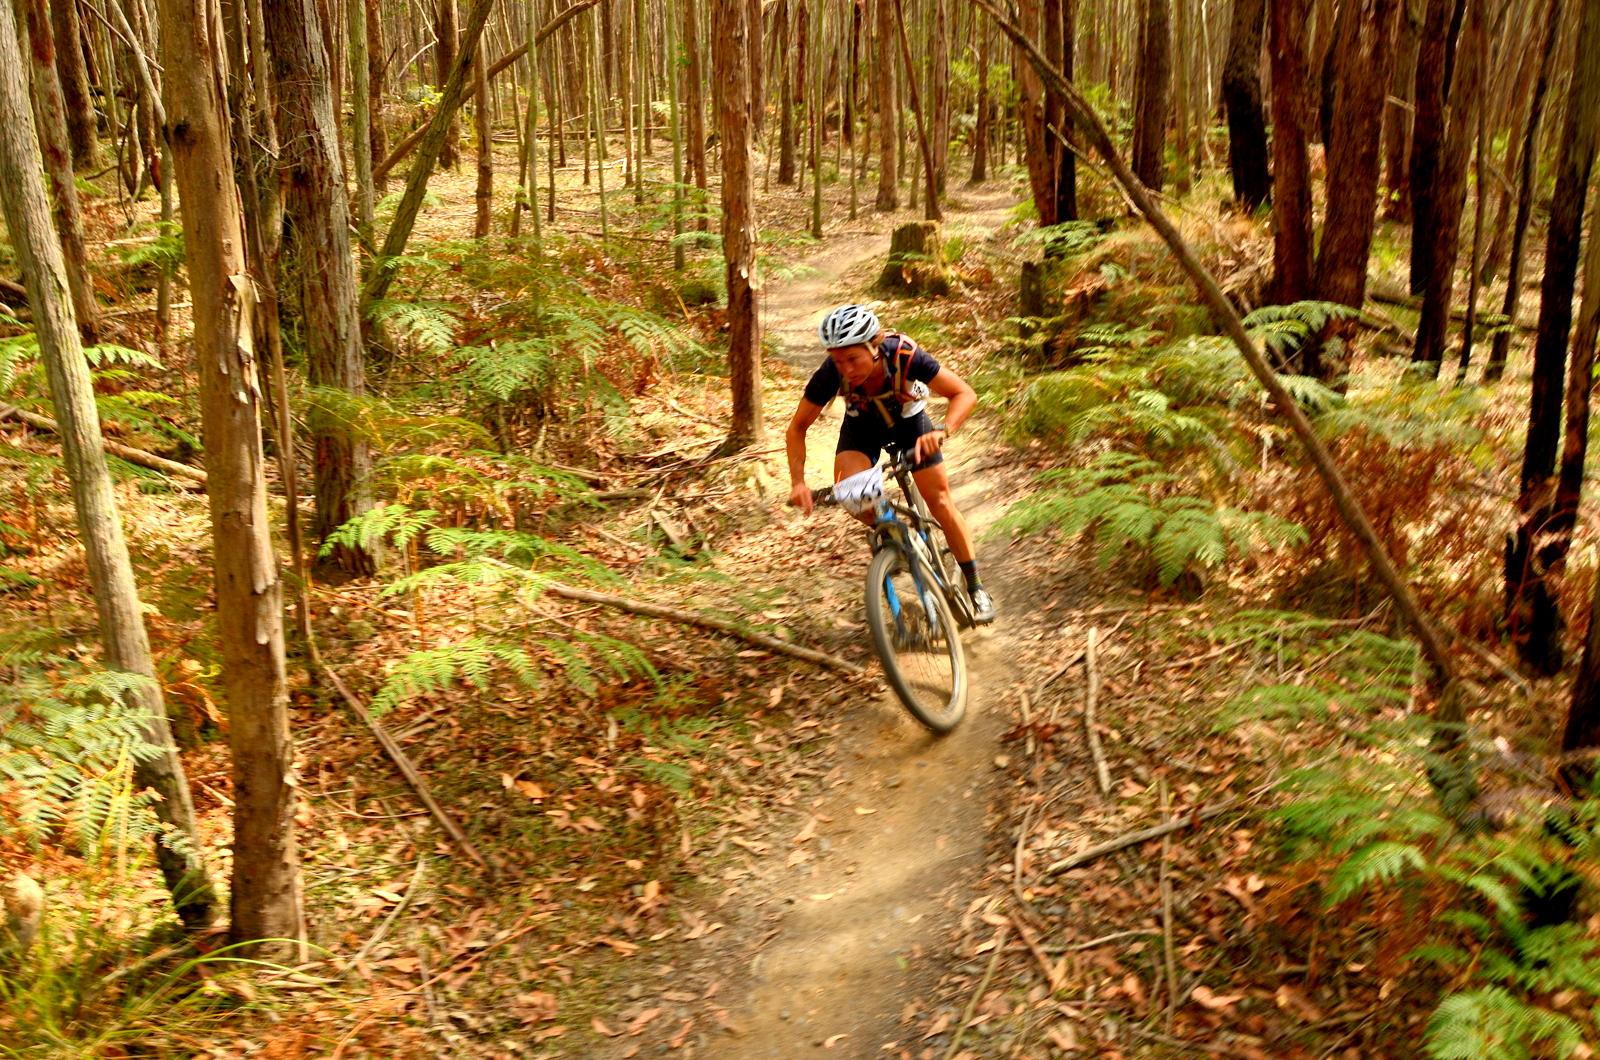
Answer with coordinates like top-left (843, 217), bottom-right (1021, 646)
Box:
top-left (0, 403), bottom-right (207, 485)
top-left (1367, 276), bottom-right (1534, 332)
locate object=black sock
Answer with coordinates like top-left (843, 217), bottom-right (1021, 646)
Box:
top-left (959, 561), bottom-right (980, 591)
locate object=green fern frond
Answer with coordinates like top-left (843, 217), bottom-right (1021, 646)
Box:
top-left (1326, 841), bottom-right (1428, 904)
top-left (322, 504), bottom-right (439, 556)
top-left (1425, 987), bottom-right (1583, 1060)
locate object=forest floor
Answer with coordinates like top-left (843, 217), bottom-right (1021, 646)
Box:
top-left (9, 131), bottom-right (1578, 1059)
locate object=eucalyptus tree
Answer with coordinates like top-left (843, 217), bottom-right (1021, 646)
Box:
top-left (265, 0), bottom-right (376, 572)
top-left (158, 0), bottom-right (303, 948)
top-left (715, 0), bottom-right (762, 449)
top-left (18, 0), bottom-right (99, 340)
top-left (0, 0), bottom-right (215, 931)
top-left (1505, 0), bottom-right (1600, 674)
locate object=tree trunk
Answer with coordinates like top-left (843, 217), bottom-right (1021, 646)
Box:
top-left (50, 0), bottom-right (97, 166)
top-left (970, 12), bottom-right (989, 182)
top-left (367, 0), bottom-right (389, 193)
top-left (874, 0), bottom-right (897, 209)
top-left (1017, 0), bottom-right (1053, 222)
top-left (157, 0), bottom-right (302, 949)
top-left (777, 0), bottom-right (796, 184)
top-left (1560, 207), bottom-right (1600, 778)
top-left (1382, 0), bottom-right (1422, 219)
top-left (1131, 0), bottom-right (1170, 190)
top-left (1048, 0), bottom-right (1077, 223)
top-left (685, 0), bottom-right (707, 220)
top-left (0, 0), bottom-right (216, 931)
top-left (1221, 0), bottom-right (1269, 210)
top-left (1505, 0), bottom-right (1600, 675)
top-left (1410, 0), bottom-right (1484, 374)
top-left (265, 0), bottom-right (375, 574)
top-left (20, 0), bottom-right (99, 341)
top-left (892, 0), bottom-right (939, 220)
top-left (931, 0), bottom-right (949, 196)
top-left (474, 45), bottom-right (492, 235)
top-left (1312, 0), bottom-right (1401, 309)
top-left (1408, 0), bottom-right (1464, 295)
top-left (714, 0), bottom-right (762, 449)
top-left (350, 0), bottom-right (376, 243)
top-left (438, 0), bottom-right (461, 168)
top-left (1483, 0), bottom-right (1564, 383)
top-left (1269, 0), bottom-right (1314, 303)
top-left (361, 0), bottom-right (497, 311)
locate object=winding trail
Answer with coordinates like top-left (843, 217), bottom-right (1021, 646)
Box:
top-left (699, 187), bottom-right (1029, 1056)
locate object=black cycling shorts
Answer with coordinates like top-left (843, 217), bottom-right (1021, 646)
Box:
top-left (835, 409), bottom-right (944, 470)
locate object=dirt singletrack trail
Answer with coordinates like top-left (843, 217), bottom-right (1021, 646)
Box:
top-left (699, 186), bottom-right (1030, 1057)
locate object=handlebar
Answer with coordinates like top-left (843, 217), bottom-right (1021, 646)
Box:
top-left (805, 432), bottom-right (943, 509)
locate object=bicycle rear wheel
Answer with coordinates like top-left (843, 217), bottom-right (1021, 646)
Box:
top-left (864, 546), bottom-right (967, 733)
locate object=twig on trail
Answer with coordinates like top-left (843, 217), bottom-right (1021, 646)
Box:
top-left (1085, 627), bottom-right (1113, 798)
top-left (414, 911), bottom-right (550, 990)
top-left (348, 854), bottom-right (428, 974)
top-left (1043, 928), bottom-right (1161, 953)
top-left (1009, 912), bottom-right (1064, 992)
top-left (1159, 780), bottom-right (1179, 1031)
top-left (1, 404), bottom-right (208, 485)
top-left (1451, 630), bottom-right (1532, 695)
top-left (943, 924), bottom-right (1009, 1060)
top-left (325, 668), bottom-right (490, 872)
top-left (1044, 801), bottom-right (1240, 877)
top-left (1039, 650), bottom-right (1086, 694)
top-left (498, 568), bottom-right (864, 674)
top-left (1120, 1021), bottom-right (1237, 1056)
top-left (416, 947), bottom-right (445, 1031)
top-left (1019, 690), bottom-right (1035, 756)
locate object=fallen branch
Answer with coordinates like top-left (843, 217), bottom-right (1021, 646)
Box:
top-left (1, 404), bottom-right (207, 485)
top-left (325, 668), bottom-right (489, 871)
top-left (942, 924), bottom-right (1009, 1060)
top-left (1159, 780), bottom-right (1179, 1030)
top-left (1084, 626), bottom-right (1113, 798)
top-left (1043, 801), bottom-right (1238, 877)
top-left (476, 558), bottom-right (863, 673)
top-left (542, 581), bottom-right (863, 674)
top-left (348, 853), bottom-right (428, 973)
top-left (0, 277), bottom-right (28, 303)
top-left (1367, 277), bottom-right (1535, 332)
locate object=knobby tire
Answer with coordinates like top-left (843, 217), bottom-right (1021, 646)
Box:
top-left (864, 545), bottom-right (967, 733)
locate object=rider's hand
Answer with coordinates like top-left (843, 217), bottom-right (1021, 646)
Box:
top-left (789, 481), bottom-right (814, 515)
top-left (915, 428), bottom-right (948, 465)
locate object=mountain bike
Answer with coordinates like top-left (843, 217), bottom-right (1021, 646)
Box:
top-left (812, 444), bottom-right (975, 733)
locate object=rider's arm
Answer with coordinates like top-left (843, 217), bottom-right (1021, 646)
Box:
top-left (929, 368), bottom-right (977, 436)
top-left (786, 399), bottom-right (825, 513)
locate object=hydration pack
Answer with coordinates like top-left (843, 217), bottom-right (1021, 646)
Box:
top-left (841, 332), bottom-right (928, 425)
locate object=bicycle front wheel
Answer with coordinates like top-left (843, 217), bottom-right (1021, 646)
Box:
top-left (864, 546), bottom-right (967, 733)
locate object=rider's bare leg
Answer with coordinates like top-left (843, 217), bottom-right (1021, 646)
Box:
top-left (834, 450), bottom-right (876, 527)
top-left (913, 462), bottom-right (976, 563)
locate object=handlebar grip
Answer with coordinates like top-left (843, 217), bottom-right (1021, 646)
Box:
top-left (810, 486), bottom-right (834, 505)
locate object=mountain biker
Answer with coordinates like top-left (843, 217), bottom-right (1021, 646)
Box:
top-left (786, 304), bottom-right (996, 624)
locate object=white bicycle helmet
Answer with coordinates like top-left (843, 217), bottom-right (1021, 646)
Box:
top-left (818, 304), bottom-right (882, 349)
